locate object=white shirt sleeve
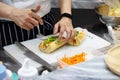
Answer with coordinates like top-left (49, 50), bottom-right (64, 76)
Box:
top-left (0, 0), bottom-right (51, 17)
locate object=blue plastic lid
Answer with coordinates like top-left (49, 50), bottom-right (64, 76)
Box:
top-left (0, 64), bottom-right (6, 80)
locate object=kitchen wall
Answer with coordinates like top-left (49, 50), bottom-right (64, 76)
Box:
top-left (51, 0), bottom-right (103, 9)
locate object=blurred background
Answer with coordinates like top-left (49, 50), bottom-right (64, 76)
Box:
top-left (51, 0), bottom-right (103, 27)
top-left (52, 0), bottom-right (102, 9)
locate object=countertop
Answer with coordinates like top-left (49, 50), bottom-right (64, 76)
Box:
top-left (0, 9), bottom-right (108, 71)
top-left (0, 9), bottom-right (115, 80)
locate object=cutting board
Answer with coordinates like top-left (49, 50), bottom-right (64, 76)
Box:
top-left (4, 27), bottom-right (111, 68)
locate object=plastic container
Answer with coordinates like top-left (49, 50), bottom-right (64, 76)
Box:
top-left (18, 58), bottom-right (38, 80)
top-left (0, 64), bottom-right (6, 80)
top-left (0, 64), bottom-right (12, 80)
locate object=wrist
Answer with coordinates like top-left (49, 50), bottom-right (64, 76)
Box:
top-left (60, 13), bottom-right (72, 20)
top-left (8, 7), bottom-right (17, 20)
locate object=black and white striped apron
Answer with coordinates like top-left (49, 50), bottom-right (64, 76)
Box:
top-left (0, 10), bottom-right (56, 48)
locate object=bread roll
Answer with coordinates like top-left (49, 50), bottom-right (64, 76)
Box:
top-left (68, 30), bottom-right (86, 46)
top-left (39, 36), bottom-right (66, 53)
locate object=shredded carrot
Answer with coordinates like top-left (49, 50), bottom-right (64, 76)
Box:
top-left (60, 52), bottom-right (86, 65)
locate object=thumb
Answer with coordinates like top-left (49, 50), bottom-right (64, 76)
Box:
top-left (32, 5), bottom-right (40, 13)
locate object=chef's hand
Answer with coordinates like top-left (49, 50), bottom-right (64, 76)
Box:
top-left (9, 5), bottom-right (43, 30)
top-left (54, 17), bottom-right (75, 42)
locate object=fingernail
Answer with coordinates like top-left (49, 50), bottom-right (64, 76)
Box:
top-left (53, 31), bottom-right (56, 34)
top-left (40, 22), bottom-right (43, 25)
top-left (58, 38), bottom-right (61, 42)
top-left (54, 30), bottom-right (57, 34)
top-left (41, 20), bottom-right (44, 25)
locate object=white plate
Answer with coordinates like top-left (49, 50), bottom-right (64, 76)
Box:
top-left (105, 44), bottom-right (120, 76)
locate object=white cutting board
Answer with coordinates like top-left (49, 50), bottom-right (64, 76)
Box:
top-left (4, 27), bottom-right (111, 68)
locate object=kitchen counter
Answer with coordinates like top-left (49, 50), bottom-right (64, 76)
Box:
top-left (0, 9), bottom-right (118, 79)
top-left (38, 56), bottom-right (120, 80)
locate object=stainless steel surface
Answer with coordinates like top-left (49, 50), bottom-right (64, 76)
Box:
top-left (103, 33), bottom-right (113, 43)
top-left (15, 42), bottom-right (56, 72)
top-left (95, 4), bottom-right (120, 26)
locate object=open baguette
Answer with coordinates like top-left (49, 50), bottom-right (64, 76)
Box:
top-left (39, 36), bottom-right (66, 53)
top-left (68, 30), bottom-right (86, 46)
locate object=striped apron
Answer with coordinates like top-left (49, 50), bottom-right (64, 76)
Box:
top-left (0, 10), bottom-right (56, 48)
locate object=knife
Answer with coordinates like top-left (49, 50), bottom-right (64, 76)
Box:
top-left (92, 43), bottom-right (114, 56)
top-left (15, 41), bottom-right (55, 72)
top-left (97, 44), bottom-right (113, 53)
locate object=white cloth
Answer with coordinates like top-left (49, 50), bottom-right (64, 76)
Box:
top-left (52, 0), bottom-right (103, 9)
top-left (38, 56), bottom-right (120, 80)
top-left (0, 0), bottom-right (51, 17)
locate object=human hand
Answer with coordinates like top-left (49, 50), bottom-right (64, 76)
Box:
top-left (9, 5), bottom-right (43, 30)
top-left (54, 17), bottom-right (75, 42)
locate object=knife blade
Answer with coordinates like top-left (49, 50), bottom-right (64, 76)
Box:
top-left (15, 41), bottom-right (55, 72)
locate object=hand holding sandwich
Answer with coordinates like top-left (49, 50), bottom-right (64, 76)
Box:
top-left (54, 17), bottom-right (75, 42)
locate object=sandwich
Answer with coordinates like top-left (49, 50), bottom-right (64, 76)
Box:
top-left (68, 30), bottom-right (86, 46)
top-left (39, 36), bottom-right (66, 53)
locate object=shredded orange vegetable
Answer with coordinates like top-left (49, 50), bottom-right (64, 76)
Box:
top-left (60, 52), bottom-right (86, 65)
